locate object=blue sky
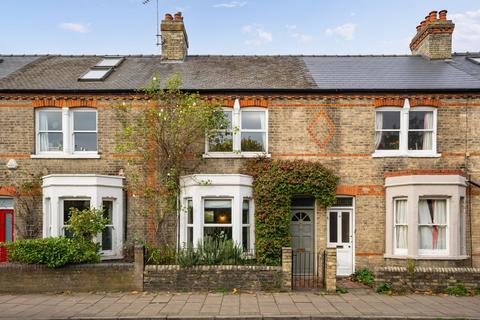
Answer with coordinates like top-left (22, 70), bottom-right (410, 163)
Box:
top-left (1, 0), bottom-right (479, 55)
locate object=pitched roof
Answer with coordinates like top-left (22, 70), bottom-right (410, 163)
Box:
top-left (0, 55), bottom-right (42, 80)
top-left (1, 53), bottom-right (480, 93)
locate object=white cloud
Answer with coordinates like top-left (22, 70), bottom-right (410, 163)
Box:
top-left (213, 1), bottom-right (246, 8)
top-left (59, 22), bottom-right (90, 33)
top-left (325, 23), bottom-right (356, 41)
top-left (243, 24), bottom-right (272, 46)
top-left (285, 25), bottom-right (313, 44)
top-left (450, 9), bottom-right (480, 52)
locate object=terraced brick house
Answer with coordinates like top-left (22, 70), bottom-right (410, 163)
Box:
top-left (1, 10), bottom-right (480, 279)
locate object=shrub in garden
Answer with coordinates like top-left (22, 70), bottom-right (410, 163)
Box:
top-left (4, 237), bottom-right (98, 268)
top-left (145, 243), bottom-right (176, 265)
top-left (376, 282), bottom-right (392, 294)
top-left (447, 284), bottom-right (468, 296)
top-left (352, 268), bottom-right (375, 286)
top-left (176, 237), bottom-right (244, 268)
top-left (4, 207), bottom-right (107, 268)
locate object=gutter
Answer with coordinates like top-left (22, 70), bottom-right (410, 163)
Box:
top-left (1, 88), bottom-right (480, 95)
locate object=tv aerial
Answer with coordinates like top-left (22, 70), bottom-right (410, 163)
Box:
top-left (142, 0), bottom-right (161, 46)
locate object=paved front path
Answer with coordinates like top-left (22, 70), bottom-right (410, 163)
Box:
top-left (1, 291), bottom-right (480, 319)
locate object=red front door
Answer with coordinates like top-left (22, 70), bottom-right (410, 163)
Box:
top-left (0, 210), bottom-right (14, 262)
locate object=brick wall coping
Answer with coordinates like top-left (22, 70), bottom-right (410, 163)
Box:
top-left (145, 264), bottom-right (281, 272)
top-left (375, 266), bottom-right (480, 273)
top-left (0, 262), bottom-right (134, 271)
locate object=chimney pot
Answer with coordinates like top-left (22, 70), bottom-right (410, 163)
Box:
top-left (161, 12), bottom-right (188, 61)
top-left (410, 10), bottom-right (455, 60)
top-left (439, 10), bottom-right (447, 21)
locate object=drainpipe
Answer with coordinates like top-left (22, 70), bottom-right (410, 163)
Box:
top-left (467, 177), bottom-right (478, 267)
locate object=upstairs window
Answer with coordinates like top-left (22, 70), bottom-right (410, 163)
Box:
top-left (373, 99), bottom-right (437, 157)
top-left (206, 99), bottom-right (268, 156)
top-left (35, 108), bottom-right (98, 157)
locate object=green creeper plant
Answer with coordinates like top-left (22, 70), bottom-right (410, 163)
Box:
top-left (243, 158), bottom-right (338, 265)
top-left (116, 74), bottom-right (227, 245)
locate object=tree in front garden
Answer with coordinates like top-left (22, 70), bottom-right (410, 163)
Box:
top-left (116, 74), bottom-right (227, 245)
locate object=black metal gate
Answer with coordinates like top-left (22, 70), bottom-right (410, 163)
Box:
top-left (292, 250), bottom-right (320, 290)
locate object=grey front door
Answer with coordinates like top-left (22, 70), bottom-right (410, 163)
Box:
top-left (290, 209), bottom-right (314, 275)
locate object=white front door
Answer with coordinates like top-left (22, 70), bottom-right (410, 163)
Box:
top-left (327, 209), bottom-right (354, 276)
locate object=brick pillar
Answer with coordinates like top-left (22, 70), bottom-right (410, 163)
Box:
top-left (324, 248), bottom-right (336, 294)
top-left (134, 245), bottom-right (145, 291)
top-left (281, 247), bottom-right (292, 291)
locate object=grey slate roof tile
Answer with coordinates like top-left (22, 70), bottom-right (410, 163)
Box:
top-left (0, 55), bottom-right (42, 79)
top-left (1, 54), bottom-right (480, 92)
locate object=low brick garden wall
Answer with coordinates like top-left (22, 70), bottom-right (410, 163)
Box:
top-left (144, 265), bottom-right (283, 292)
top-left (375, 266), bottom-right (480, 292)
top-left (0, 262), bottom-right (138, 293)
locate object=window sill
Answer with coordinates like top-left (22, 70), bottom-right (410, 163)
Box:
top-left (203, 152), bottom-right (271, 159)
top-left (31, 153), bottom-right (101, 159)
top-left (384, 254), bottom-right (469, 260)
top-left (372, 152), bottom-right (441, 158)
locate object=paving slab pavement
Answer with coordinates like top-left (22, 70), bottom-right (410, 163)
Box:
top-left (0, 291), bottom-right (479, 320)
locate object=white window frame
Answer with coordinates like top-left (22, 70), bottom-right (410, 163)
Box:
top-left (33, 107), bottom-right (99, 159)
top-left (60, 198), bottom-right (91, 237)
top-left (372, 99), bottom-right (439, 158)
top-left (186, 198), bottom-right (194, 248)
top-left (205, 108), bottom-right (234, 153)
top-left (100, 198), bottom-right (116, 256)
top-left (204, 99), bottom-right (269, 158)
top-left (71, 109), bottom-right (98, 155)
top-left (242, 198), bottom-right (253, 252)
top-left (202, 198), bottom-right (234, 241)
top-left (418, 198), bottom-right (449, 257)
top-left (393, 198), bottom-right (408, 256)
top-left (179, 174), bottom-right (254, 252)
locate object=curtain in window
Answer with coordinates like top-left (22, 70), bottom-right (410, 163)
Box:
top-left (395, 200), bottom-right (407, 249)
top-left (419, 199), bottom-right (446, 250)
top-left (422, 112), bottom-right (433, 150)
top-left (375, 112), bottom-right (383, 149)
top-left (39, 113), bottom-right (49, 152)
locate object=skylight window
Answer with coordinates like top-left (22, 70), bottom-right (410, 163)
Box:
top-left (467, 57), bottom-right (480, 65)
top-left (78, 56), bottom-right (124, 81)
top-left (96, 57), bottom-right (123, 68)
top-left (80, 69), bottom-right (112, 81)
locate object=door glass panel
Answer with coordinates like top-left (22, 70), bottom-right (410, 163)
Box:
top-left (341, 211), bottom-right (350, 243)
top-left (5, 213), bottom-right (13, 242)
top-left (329, 212), bottom-right (338, 243)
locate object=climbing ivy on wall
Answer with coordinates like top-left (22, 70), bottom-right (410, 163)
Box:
top-left (243, 158), bottom-right (338, 265)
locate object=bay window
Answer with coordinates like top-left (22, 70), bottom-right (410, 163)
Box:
top-left (35, 107), bottom-right (98, 158)
top-left (179, 174), bottom-right (254, 250)
top-left (385, 174), bottom-right (467, 259)
top-left (42, 174), bottom-right (124, 259)
top-left (373, 99), bottom-right (438, 157)
top-left (205, 99), bottom-right (268, 157)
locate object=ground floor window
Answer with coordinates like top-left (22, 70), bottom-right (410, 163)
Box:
top-left (385, 174), bottom-right (466, 259)
top-left (179, 174), bottom-right (254, 250)
top-left (42, 174), bottom-right (124, 259)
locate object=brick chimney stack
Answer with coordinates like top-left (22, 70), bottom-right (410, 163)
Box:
top-left (161, 12), bottom-right (189, 62)
top-left (410, 10), bottom-right (455, 60)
